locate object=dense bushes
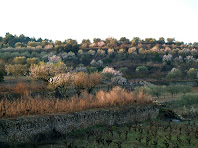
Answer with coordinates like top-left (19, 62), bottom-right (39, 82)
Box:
top-left (5, 64), bottom-right (28, 77)
top-left (179, 93), bottom-right (198, 106)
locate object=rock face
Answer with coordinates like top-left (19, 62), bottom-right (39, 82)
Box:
top-left (0, 105), bottom-right (159, 145)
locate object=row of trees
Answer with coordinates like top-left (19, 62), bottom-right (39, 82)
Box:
top-left (2, 58), bottom-right (198, 81)
top-left (135, 84), bottom-right (192, 98)
top-left (1, 33), bottom-right (198, 50)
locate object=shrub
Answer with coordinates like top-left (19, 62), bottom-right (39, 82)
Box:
top-left (26, 58), bottom-right (39, 65)
top-left (21, 51), bottom-right (31, 58)
top-left (73, 72), bottom-right (102, 94)
top-left (0, 87), bottom-right (152, 118)
top-left (119, 67), bottom-right (128, 73)
top-left (31, 51), bottom-right (40, 58)
top-left (179, 93), bottom-right (198, 106)
top-left (11, 52), bottom-right (20, 58)
top-left (5, 64), bottom-right (28, 77)
top-left (13, 82), bottom-right (29, 96)
top-left (134, 86), bottom-right (150, 95)
top-left (13, 56), bottom-right (26, 64)
top-left (87, 67), bottom-right (98, 73)
top-left (1, 52), bottom-right (10, 60)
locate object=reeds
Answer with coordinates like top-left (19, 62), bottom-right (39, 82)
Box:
top-left (0, 86), bottom-right (152, 118)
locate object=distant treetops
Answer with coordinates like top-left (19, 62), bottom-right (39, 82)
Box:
top-left (0, 33), bottom-right (197, 52)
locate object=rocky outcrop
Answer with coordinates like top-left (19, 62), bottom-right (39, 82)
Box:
top-left (0, 104), bottom-right (159, 145)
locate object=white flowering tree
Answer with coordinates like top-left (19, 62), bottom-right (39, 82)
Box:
top-left (97, 60), bottom-right (103, 67)
top-left (163, 54), bottom-right (172, 64)
top-left (102, 67), bottom-right (122, 76)
top-left (191, 48), bottom-right (198, 56)
top-left (181, 48), bottom-right (191, 56)
top-left (75, 66), bottom-right (87, 72)
top-left (174, 56), bottom-right (183, 66)
top-left (49, 71), bottom-right (102, 96)
top-left (90, 59), bottom-right (97, 66)
top-left (49, 72), bottom-right (73, 87)
top-left (29, 61), bottom-right (67, 82)
top-left (185, 56), bottom-right (195, 63)
top-left (111, 76), bottom-right (127, 85)
top-left (48, 55), bottom-right (62, 63)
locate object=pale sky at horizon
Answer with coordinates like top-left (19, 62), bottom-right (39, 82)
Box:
top-left (0, 0), bottom-right (198, 43)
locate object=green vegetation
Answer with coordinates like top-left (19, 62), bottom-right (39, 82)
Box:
top-left (179, 93), bottom-right (198, 106)
top-left (36, 120), bottom-right (198, 148)
top-left (1, 33), bottom-right (198, 147)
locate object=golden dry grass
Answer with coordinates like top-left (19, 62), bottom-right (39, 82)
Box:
top-left (0, 81), bottom-right (47, 96)
top-left (0, 87), bottom-right (152, 118)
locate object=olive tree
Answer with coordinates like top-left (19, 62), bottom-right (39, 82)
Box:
top-left (166, 68), bottom-right (182, 80)
top-left (136, 66), bottom-right (149, 78)
top-left (187, 68), bottom-right (197, 79)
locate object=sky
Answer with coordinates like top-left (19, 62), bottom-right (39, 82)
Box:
top-left (0, 0), bottom-right (198, 43)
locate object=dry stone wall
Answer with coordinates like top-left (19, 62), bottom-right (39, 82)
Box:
top-left (0, 104), bottom-right (159, 145)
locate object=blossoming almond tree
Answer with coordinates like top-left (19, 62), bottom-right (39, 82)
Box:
top-left (102, 67), bottom-right (122, 76)
top-left (49, 71), bottom-right (102, 96)
top-left (29, 61), bottom-right (67, 82)
top-left (49, 72), bottom-right (73, 88)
